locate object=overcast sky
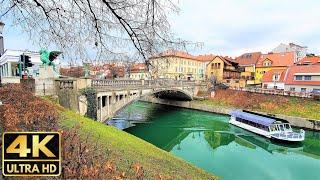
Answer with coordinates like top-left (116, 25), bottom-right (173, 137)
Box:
top-left (169, 0), bottom-right (320, 57)
top-left (3, 0), bottom-right (320, 58)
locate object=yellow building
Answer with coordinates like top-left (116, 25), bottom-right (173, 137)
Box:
top-left (255, 52), bottom-right (295, 84)
top-left (235, 52), bottom-right (261, 86)
top-left (149, 51), bottom-right (213, 80)
top-left (206, 56), bottom-right (241, 85)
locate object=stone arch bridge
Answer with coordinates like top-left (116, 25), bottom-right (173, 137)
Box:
top-left (55, 78), bottom-right (207, 122)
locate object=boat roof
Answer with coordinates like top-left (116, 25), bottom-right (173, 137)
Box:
top-left (230, 110), bottom-right (276, 126)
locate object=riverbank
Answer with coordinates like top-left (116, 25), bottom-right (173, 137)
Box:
top-left (206, 89), bottom-right (320, 120)
top-left (140, 96), bottom-right (320, 131)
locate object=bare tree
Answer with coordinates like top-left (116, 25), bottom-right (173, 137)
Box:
top-left (0, 0), bottom-right (199, 65)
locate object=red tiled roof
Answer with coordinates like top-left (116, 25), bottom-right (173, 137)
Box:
top-left (298, 56), bottom-right (320, 65)
top-left (285, 64), bottom-right (320, 85)
top-left (256, 52), bottom-right (295, 67)
top-left (196, 54), bottom-right (216, 62)
top-left (261, 69), bottom-right (286, 82)
top-left (151, 50), bottom-right (215, 62)
top-left (235, 52), bottom-right (262, 66)
top-left (130, 63), bottom-right (148, 73)
top-left (208, 56), bottom-right (238, 66)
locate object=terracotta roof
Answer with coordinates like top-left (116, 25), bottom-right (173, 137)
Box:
top-left (208, 56), bottom-right (238, 66)
top-left (256, 52), bottom-right (295, 67)
top-left (130, 63), bottom-right (148, 73)
top-left (261, 69), bottom-right (286, 82)
top-left (284, 64), bottom-right (320, 85)
top-left (297, 56), bottom-right (320, 65)
top-left (196, 54), bottom-right (216, 62)
top-left (151, 50), bottom-right (215, 62)
top-left (235, 52), bottom-right (262, 66)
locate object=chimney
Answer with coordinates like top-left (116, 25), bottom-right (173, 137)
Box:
top-left (0, 21), bottom-right (5, 56)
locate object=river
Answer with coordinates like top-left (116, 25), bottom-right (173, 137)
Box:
top-left (109, 101), bottom-right (320, 180)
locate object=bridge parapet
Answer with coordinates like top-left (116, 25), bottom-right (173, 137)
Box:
top-left (92, 79), bottom-right (205, 88)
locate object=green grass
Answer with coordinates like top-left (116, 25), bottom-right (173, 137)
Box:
top-left (199, 97), bottom-right (320, 120)
top-left (59, 109), bottom-right (217, 179)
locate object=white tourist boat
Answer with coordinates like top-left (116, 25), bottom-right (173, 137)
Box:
top-left (229, 110), bottom-right (305, 142)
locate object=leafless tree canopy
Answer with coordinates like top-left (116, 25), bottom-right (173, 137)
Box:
top-left (0, 0), bottom-right (198, 63)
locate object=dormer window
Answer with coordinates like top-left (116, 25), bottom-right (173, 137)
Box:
top-left (295, 75), bottom-right (303, 80)
top-left (263, 60), bottom-right (272, 66)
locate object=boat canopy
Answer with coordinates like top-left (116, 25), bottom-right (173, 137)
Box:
top-left (230, 110), bottom-right (276, 126)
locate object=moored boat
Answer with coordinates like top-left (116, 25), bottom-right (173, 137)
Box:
top-left (229, 109), bottom-right (305, 142)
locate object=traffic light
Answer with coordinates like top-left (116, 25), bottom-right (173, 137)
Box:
top-left (20, 55), bottom-right (33, 67)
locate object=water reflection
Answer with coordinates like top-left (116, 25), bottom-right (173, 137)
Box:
top-left (111, 101), bottom-right (320, 180)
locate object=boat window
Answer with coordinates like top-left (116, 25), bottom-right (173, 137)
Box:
top-left (280, 125), bottom-right (285, 131)
top-left (284, 124), bottom-right (291, 130)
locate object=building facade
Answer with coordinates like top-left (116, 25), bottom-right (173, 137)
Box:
top-left (0, 49), bottom-right (45, 83)
top-left (272, 43), bottom-right (307, 63)
top-left (149, 51), bottom-right (213, 80)
top-left (128, 63), bottom-right (150, 80)
top-left (235, 52), bottom-right (261, 86)
top-left (255, 52), bottom-right (295, 84)
top-left (261, 69), bottom-right (286, 90)
top-left (284, 64), bottom-right (320, 93)
top-left (206, 56), bottom-right (241, 86)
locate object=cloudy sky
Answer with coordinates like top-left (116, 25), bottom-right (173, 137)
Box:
top-left (169, 0), bottom-right (320, 57)
top-left (2, 0), bottom-right (320, 58)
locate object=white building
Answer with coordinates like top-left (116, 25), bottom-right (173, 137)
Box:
top-left (284, 64), bottom-right (320, 93)
top-left (272, 43), bottom-right (307, 64)
top-left (261, 69), bottom-right (286, 90)
top-left (0, 49), bottom-right (60, 84)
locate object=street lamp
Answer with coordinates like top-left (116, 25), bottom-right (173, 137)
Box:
top-left (0, 21), bottom-right (5, 34)
top-left (0, 21), bottom-right (5, 56)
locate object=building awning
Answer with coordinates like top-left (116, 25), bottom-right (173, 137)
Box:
top-left (230, 110), bottom-right (275, 126)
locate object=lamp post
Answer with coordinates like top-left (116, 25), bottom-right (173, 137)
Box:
top-left (0, 21), bottom-right (5, 56)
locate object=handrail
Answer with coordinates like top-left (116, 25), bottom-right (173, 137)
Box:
top-left (91, 79), bottom-right (203, 88)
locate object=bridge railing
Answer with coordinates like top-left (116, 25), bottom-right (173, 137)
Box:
top-left (92, 79), bottom-right (205, 88)
top-left (92, 79), bottom-right (143, 87)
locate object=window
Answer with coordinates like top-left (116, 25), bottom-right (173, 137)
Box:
top-left (301, 88), bottom-right (307, 92)
top-left (295, 75), bottom-right (302, 80)
top-left (290, 87), bottom-right (295, 91)
top-left (263, 60), bottom-right (272, 66)
top-left (304, 75), bottom-right (312, 80)
top-left (263, 84), bottom-right (267, 89)
top-left (273, 74), bottom-right (279, 81)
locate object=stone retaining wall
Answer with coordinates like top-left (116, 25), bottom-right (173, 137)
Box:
top-left (140, 96), bottom-right (320, 131)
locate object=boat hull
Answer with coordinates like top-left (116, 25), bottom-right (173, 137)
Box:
top-left (229, 118), bottom-right (271, 138)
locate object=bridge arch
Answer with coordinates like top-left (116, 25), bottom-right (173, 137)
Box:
top-left (151, 88), bottom-right (193, 101)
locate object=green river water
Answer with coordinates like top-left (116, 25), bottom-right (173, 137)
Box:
top-left (112, 101), bottom-right (320, 180)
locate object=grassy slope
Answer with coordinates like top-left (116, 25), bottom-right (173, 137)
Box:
top-left (199, 97), bottom-right (320, 120)
top-left (59, 109), bottom-right (216, 179)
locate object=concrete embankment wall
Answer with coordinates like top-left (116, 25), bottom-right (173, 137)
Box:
top-left (140, 96), bottom-right (320, 131)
